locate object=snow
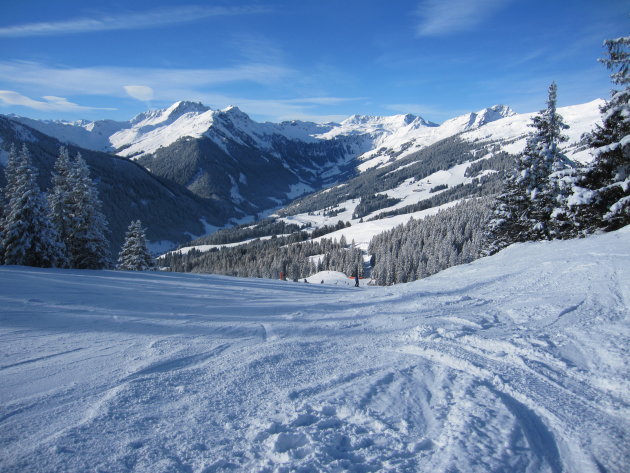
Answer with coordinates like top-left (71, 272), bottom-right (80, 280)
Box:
top-left (9, 116), bottom-right (125, 152)
top-left (2, 227), bottom-right (628, 472)
top-left (6, 99), bottom-right (604, 179)
top-left (168, 235), bottom-right (289, 255)
top-left (304, 270), bottom-right (361, 286)
top-left (285, 182), bottom-right (316, 200)
top-left (282, 200), bottom-right (463, 251)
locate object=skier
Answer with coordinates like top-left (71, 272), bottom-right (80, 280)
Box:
top-left (354, 274), bottom-right (359, 287)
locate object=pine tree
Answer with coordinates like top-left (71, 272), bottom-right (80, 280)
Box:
top-left (485, 82), bottom-right (571, 252)
top-left (0, 145), bottom-right (18, 263)
top-left (66, 153), bottom-right (110, 269)
top-left (570, 36), bottom-right (630, 232)
top-left (48, 147), bottom-right (74, 266)
top-left (0, 145), bottom-right (65, 267)
top-left (118, 220), bottom-right (154, 271)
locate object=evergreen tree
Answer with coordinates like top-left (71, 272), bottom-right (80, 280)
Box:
top-left (118, 220), bottom-right (154, 271)
top-left (66, 153), bottom-right (110, 269)
top-left (570, 36), bottom-right (630, 232)
top-left (48, 147), bottom-right (74, 266)
top-left (0, 145), bottom-right (18, 263)
top-left (485, 82), bottom-right (571, 252)
top-left (0, 145), bottom-right (65, 267)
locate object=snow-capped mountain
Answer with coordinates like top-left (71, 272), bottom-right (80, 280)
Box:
top-left (2, 99), bottom-right (604, 252)
top-left (5, 101), bottom-right (530, 209)
top-left (9, 101), bottom-right (506, 163)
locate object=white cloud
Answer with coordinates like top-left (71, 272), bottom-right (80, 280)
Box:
top-left (0, 5), bottom-right (269, 37)
top-left (416, 0), bottom-right (510, 36)
top-left (124, 85), bottom-right (154, 102)
top-left (0, 61), bottom-right (294, 97)
top-left (0, 91), bottom-right (116, 111)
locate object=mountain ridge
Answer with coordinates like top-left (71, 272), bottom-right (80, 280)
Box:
top-left (1, 99), bottom-right (604, 253)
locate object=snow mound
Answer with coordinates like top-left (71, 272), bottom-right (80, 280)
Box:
top-left (304, 270), bottom-right (361, 285)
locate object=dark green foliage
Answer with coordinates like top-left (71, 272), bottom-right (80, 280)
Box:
top-left (485, 82), bottom-right (572, 253)
top-left (66, 154), bottom-right (111, 269)
top-left (187, 218), bottom-right (303, 246)
top-left (118, 220), bottom-right (154, 271)
top-left (369, 198), bottom-right (493, 285)
top-left (161, 234), bottom-right (362, 280)
top-left (310, 220), bottom-right (350, 239)
top-left (570, 36), bottom-right (630, 232)
top-left (464, 152), bottom-right (514, 177)
top-left (0, 145), bottom-right (65, 267)
top-left (429, 184), bottom-right (448, 193)
top-left (323, 206), bottom-right (346, 218)
top-left (352, 194), bottom-right (401, 219)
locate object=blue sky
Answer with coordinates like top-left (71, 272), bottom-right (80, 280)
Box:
top-left (0, 0), bottom-right (626, 123)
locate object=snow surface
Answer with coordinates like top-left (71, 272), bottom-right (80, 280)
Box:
top-left (1, 228), bottom-right (629, 472)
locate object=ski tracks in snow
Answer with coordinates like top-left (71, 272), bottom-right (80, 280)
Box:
top-left (1, 230), bottom-right (629, 473)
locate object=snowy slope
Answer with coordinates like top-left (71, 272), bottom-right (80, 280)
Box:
top-left (356, 101), bottom-right (602, 171)
top-left (1, 228), bottom-right (628, 473)
top-left (461, 99), bottom-right (604, 163)
top-left (7, 115), bottom-right (126, 152)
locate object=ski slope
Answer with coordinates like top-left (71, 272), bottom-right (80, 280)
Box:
top-left (1, 228), bottom-right (629, 472)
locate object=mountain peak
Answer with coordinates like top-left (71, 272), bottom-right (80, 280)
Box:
top-left (440, 104), bottom-right (516, 132)
top-left (220, 105), bottom-right (251, 121)
top-left (130, 101), bottom-right (211, 127)
top-left (166, 101), bottom-right (211, 118)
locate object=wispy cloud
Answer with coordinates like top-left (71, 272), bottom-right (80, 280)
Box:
top-left (124, 85), bottom-right (154, 102)
top-left (182, 93), bottom-right (363, 123)
top-left (0, 61), bottom-right (362, 122)
top-left (0, 61), bottom-right (294, 97)
top-left (0, 90), bottom-right (116, 111)
top-left (0, 5), bottom-right (269, 37)
top-left (416, 0), bottom-right (511, 36)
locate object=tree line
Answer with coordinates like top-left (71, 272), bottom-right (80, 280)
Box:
top-left (161, 234), bottom-right (364, 281)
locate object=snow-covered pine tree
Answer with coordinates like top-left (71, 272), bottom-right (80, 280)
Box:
top-left (485, 82), bottom-right (571, 252)
top-left (66, 153), bottom-right (110, 269)
top-left (570, 36), bottom-right (630, 232)
top-left (0, 145), bottom-right (18, 263)
top-left (0, 145), bottom-right (65, 267)
top-left (48, 147), bottom-right (74, 266)
top-left (118, 220), bottom-right (154, 271)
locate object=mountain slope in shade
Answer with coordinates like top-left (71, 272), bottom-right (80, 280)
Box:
top-left (0, 116), bottom-right (228, 254)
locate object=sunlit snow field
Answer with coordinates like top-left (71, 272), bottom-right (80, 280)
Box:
top-left (1, 228), bottom-right (629, 472)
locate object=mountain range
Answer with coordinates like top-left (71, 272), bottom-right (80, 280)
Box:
top-left (1, 98), bottom-right (603, 254)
